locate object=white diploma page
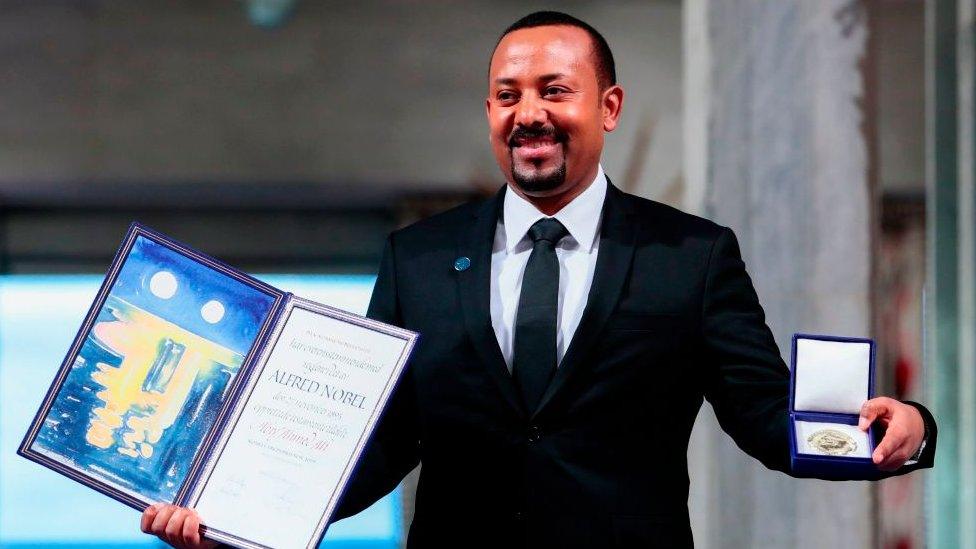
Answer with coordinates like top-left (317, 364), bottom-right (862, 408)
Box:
top-left (190, 298), bottom-right (416, 549)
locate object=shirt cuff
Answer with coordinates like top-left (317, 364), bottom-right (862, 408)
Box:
top-left (904, 423), bottom-right (929, 466)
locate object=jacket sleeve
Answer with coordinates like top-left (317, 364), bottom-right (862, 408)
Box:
top-left (332, 234), bottom-right (421, 520)
top-left (700, 227), bottom-right (937, 480)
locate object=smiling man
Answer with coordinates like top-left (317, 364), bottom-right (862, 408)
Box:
top-left (488, 19), bottom-right (619, 217)
top-left (143, 11), bottom-right (936, 549)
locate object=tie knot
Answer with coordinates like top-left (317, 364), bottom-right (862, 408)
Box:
top-left (528, 218), bottom-right (568, 245)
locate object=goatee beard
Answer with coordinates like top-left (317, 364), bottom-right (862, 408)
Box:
top-left (507, 125), bottom-right (567, 193)
top-left (511, 161), bottom-right (566, 193)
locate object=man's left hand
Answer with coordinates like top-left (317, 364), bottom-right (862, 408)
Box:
top-left (858, 397), bottom-right (925, 471)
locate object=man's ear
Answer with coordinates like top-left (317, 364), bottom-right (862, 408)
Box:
top-left (602, 84), bottom-right (624, 132)
top-left (485, 98), bottom-right (494, 142)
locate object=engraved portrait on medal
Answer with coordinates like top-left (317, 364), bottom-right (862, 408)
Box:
top-left (807, 428), bottom-right (858, 456)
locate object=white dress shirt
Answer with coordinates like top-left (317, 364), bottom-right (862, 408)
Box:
top-left (490, 166), bottom-right (607, 371)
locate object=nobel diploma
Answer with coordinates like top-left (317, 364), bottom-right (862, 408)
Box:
top-left (189, 299), bottom-right (414, 549)
top-left (19, 225), bottom-right (417, 549)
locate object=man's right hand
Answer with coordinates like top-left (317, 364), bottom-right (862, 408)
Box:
top-left (141, 503), bottom-right (218, 549)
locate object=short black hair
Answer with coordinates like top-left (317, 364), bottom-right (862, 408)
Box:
top-left (494, 11), bottom-right (616, 90)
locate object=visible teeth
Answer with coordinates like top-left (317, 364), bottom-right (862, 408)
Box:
top-left (520, 140), bottom-right (556, 149)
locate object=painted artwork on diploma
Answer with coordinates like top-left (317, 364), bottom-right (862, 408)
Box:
top-left (30, 234), bottom-right (277, 503)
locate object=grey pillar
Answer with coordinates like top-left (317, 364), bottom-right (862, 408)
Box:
top-left (925, 0), bottom-right (976, 547)
top-left (955, 0), bottom-right (976, 543)
top-left (684, 1), bottom-right (875, 547)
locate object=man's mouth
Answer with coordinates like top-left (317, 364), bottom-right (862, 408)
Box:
top-left (514, 136), bottom-right (558, 148)
top-left (509, 128), bottom-right (565, 162)
top-left (512, 139), bottom-right (562, 162)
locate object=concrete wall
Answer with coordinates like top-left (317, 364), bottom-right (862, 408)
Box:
top-left (0, 1), bottom-right (682, 205)
top-left (685, 1), bottom-right (876, 547)
top-left (876, 1), bottom-right (925, 193)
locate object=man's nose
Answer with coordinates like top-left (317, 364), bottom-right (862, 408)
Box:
top-left (514, 93), bottom-right (547, 127)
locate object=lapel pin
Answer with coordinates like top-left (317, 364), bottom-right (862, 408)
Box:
top-left (454, 256), bottom-right (471, 272)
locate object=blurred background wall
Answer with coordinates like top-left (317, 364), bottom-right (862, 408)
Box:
top-left (0, 0), bottom-right (680, 274)
top-left (0, 0), bottom-right (971, 548)
top-left (685, 1), bottom-right (927, 548)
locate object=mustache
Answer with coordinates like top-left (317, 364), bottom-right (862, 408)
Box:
top-left (507, 126), bottom-right (567, 148)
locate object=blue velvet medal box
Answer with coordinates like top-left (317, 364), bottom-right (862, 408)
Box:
top-left (789, 333), bottom-right (877, 476)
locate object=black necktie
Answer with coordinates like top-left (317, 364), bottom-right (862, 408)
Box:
top-left (513, 217), bottom-right (569, 412)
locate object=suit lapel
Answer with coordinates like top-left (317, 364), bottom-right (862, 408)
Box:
top-left (532, 183), bottom-right (637, 419)
top-left (456, 186), bottom-right (525, 416)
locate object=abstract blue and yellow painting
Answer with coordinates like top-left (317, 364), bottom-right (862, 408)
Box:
top-left (32, 234), bottom-right (277, 503)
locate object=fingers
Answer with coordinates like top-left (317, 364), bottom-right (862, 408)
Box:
top-left (869, 401), bottom-right (925, 471)
top-left (858, 397), bottom-right (895, 431)
top-left (142, 504), bottom-right (208, 549)
top-left (165, 507), bottom-right (190, 547)
top-left (141, 503), bottom-right (161, 534)
top-left (182, 509), bottom-right (202, 547)
top-left (150, 504), bottom-right (177, 538)
top-left (872, 423), bottom-right (912, 471)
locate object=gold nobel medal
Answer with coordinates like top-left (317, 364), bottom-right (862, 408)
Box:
top-left (807, 429), bottom-right (857, 456)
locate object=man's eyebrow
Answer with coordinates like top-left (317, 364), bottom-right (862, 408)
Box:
top-left (537, 72), bottom-right (568, 82)
top-left (493, 73), bottom-right (569, 86)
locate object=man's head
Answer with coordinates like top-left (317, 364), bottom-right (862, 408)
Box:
top-left (486, 11), bottom-right (623, 211)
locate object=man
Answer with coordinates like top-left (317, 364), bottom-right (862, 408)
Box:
top-left (144, 11), bottom-right (935, 548)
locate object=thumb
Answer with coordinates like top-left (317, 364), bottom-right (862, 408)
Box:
top-left (859, 398), bottom-right (889, 431)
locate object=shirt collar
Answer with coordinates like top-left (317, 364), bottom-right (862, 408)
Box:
top-left (502, 165), bottom-right (607, 254)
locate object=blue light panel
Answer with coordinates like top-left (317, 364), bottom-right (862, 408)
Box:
top-left (0, 274), bottom-right (400, 548)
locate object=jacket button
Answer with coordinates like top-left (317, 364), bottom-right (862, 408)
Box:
top-left (527, 425), bottom-right (541, 443)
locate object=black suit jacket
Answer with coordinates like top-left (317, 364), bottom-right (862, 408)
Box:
top-left (335, 183), bottom-right (937, 548)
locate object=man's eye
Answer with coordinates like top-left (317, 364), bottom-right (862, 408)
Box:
top-left (544, 87), bottom-right (565, 96)
top-left (497, 91), bottom-right (517, 102)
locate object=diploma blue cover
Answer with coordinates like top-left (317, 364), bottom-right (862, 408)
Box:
top-left (18, 223), bottom-right (418, 549)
